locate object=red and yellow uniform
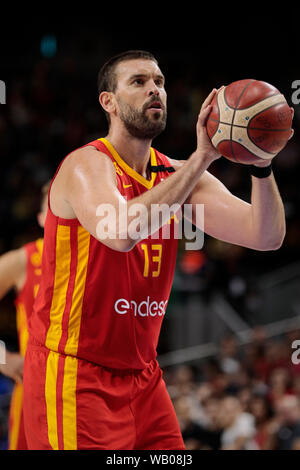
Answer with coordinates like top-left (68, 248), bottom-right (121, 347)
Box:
top-left (8, 239), bottom-right (43, 450)
top-left (23, 139), bottom-right (185, 450)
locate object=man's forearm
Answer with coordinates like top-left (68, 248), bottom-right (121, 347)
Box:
top-left (250, 173), bottom-right (286, 250)
top-left (111, 152), bottom-right (213, 248)
top-left (131, 152), bottom-right (210, 212)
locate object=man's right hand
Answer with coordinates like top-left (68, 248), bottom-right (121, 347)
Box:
top-left (195, 87), bottom-right (223, 163)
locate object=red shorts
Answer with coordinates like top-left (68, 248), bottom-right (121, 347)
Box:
top-left (23, 342), bottom-right (185, 450)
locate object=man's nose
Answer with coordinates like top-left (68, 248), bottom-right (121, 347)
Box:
top-left (148, 80), bottom-right (160, 96)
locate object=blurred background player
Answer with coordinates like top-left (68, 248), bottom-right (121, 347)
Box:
top-left (0, 181), bottom-right (49, 450)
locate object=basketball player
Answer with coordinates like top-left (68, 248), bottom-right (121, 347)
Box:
top-left (0, 182), bottom-right (49, 449)
top-left (23, 51), bottom-right (292, 450)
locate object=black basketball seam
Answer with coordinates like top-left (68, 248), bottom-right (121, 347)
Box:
top-left (208, 138), bottom-right (275, 161)
top-left (230, 80), bottom-right (256, 162)
top-left (235, 139), bottom-right (276, 157)
top-left (234, 92), bottom-right (281, 111)
top-left (247, 101), bottom-right (291, 155)
top-left (247, 129), bottom-right (286, 155)
top-left (210, 138), bottom-right (227, 151)
top-left (247, 101), bottom-right (291, 131)
top-left (207, 117), bottom-right (291, 132)
top-left (223, 90), bottom-right (236, 111)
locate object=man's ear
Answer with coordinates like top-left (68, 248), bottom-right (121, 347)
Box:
top-left (99, 91), bottom-right (115, 114)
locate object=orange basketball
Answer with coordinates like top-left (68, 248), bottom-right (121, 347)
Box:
top-left (206, 79), bottom-right (293, 164)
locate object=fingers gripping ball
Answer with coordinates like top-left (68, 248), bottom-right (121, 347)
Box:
top-left (206, 79), bottom-right (294, 164)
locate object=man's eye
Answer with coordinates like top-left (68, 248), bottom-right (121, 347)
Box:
top-left (133, 79), bottom-right (144, 85)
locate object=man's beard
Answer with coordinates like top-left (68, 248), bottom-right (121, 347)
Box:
top-left (117, 97), bottom-right (167, 140)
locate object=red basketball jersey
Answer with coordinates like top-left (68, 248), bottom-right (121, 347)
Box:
top-left (28, 138), bottom-right (179, 370)
top-left (14, 239), bottom-right (43, 356)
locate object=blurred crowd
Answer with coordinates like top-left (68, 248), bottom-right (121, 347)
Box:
top-left (165, 330), bottom-right (300, 450)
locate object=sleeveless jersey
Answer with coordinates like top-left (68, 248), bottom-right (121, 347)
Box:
top-left (28, 138), bottom-right (179, 370)
top-left (14, 239), bottom-right (43, 356)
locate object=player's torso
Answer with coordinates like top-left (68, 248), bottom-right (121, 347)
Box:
top-left (29, 138), bottom-right (179, 370)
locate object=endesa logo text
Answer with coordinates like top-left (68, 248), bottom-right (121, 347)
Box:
top-left (114, 296), bottom-right (168, 317)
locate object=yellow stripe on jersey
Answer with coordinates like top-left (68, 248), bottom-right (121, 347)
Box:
top-left (16, 303), bottom-right (29, 357)
top-left (45, 351), bottom-right (59, 450)
top-left (64, 226), bottom-right (90, 357)
top-left (99, 137), bottom-right (158, 189)
top-left (8, 383), bottom-right (23, 450)
top-left (45, 225), bottom-right (71, 352)
top-left (62, 355), bottom-right (78, 449)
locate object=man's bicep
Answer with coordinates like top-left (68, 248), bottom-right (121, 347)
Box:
top-left (65, 148), bottom-right (127, 240)
top-left (186, 171), bottom-right (252, 245)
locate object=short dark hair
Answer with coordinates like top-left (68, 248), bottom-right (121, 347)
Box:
top-left (97, 50), bottom-right (158, 125)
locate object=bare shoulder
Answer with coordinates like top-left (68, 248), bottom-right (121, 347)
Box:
top-left (50, 145), bottom-right (117, 218)
top-left (58, 145), bottom-right (116, 179)
top-left (62, 145), bottom-right (118, 193)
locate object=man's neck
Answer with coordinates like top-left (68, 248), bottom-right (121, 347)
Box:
top-left (106, 127), bottom-right (153, 179)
